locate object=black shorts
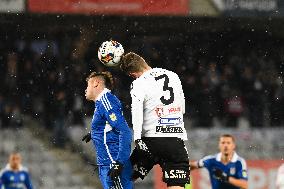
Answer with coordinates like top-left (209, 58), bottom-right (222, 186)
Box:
top-left (130, 137), bottom-right (189, 187)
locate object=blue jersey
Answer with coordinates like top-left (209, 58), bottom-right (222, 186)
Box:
top-left (0, 164), bottom-right (33, 189)
top-left (91, 88), bottom-right (132, 166)
top-left (198, 152), bottom-right (248, 189)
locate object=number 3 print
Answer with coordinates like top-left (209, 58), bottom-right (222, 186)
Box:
top-left (155, 74), bottom-right (174, 105)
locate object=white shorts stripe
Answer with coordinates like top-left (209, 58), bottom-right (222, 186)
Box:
top-left (113, 177), bottom-right (123, 189)
top-left (117, 177), bottom-right (123, 189)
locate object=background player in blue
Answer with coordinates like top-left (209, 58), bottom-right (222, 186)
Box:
top-left (0, 153), bottom-right (33, 189)
top-left (82, 71), bottom-right (133, 189)
top-left (190, 134), bottom-right (248, 189)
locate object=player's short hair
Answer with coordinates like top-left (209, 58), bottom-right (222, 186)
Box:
top-left (86, 71), bottom-right (114, 90)
top-left (220, 134), bottom-right (235, 143)
top-left (120, 52), bottom-right (148, 74)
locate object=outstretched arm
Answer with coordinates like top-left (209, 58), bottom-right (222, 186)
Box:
top-left (189, 161), bottom-right (200, 171)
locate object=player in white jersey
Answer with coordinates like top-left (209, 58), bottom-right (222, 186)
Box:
top-left (276, 163), bottom-right (284, 189)
top-left (120, 52), bottom-right (189, 189)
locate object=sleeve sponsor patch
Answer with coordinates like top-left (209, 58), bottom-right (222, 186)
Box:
top-left (242, 170), bottom-right (247, 178)
top-left (109, 113), bottom-right (117, 121)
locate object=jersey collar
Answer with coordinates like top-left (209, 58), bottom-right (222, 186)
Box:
top-left (139, 68), bottom-right (153, 79)
top-left (5, 163), bottom-right (24, 171)
top-left (216, 152), bottom-right (238, 163)
top-left (96, 88), bottom-right (111, 101)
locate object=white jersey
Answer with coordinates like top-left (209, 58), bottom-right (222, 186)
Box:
top-left (276, 164), bottom-right (284, 189)
top-left (130, 68), bottom-right (187, 141)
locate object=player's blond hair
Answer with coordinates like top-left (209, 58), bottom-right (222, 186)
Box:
top-left (86, 71), bottom-right (114, 90)
top-left (120, 52), bottom-right (148, 74)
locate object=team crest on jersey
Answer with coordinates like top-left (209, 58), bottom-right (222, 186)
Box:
top-left (109, 113), bottom-right (117, 121)
top-left (20, 174), bottom-right (26, 181)
top-left (155, 107), bottom-right (164, 117)
top-left (10, 176), bottom-right (14, 181)
top-left (230, 167), bottom-right (236, 175)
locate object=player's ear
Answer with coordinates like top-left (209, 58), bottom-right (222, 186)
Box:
top-left (92, 78), bottom-right (99, 87)
top-left (129, 72), bottom-right (138, 78)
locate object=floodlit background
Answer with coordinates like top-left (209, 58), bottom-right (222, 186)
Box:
top-left (0, 0), bottom-right (283, 189)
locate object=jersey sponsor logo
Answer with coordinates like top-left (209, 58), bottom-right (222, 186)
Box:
top-left (158, 117), bottom-right (181, 125)
top-left (156, 126), bottom-right (183, 133)
top-left (164, 169), bottom-right (187, 179)
top-left (109, 113), bottom-right (117, 121)
top-left (230, 167), bottom-right (236, 175)
top-left (168, 107), bottom-right (181, 114)
top-left (155, 107), bottom-right (181, 117)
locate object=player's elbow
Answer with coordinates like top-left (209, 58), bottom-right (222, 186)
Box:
top-left (189, 161), bottom-right (199, 170)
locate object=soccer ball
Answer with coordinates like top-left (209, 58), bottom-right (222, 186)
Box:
top-left (98, 40), bottom-right (124, 67)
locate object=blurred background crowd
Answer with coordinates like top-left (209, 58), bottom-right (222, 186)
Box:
top-left (1, 29), bottom-right (284, 130)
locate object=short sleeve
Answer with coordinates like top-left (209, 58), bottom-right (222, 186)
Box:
top-left (236, 158), bottom-right (248, 180)
top-left (198, 155), bottom-right (213, 169)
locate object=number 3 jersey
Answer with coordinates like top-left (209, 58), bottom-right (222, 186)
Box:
top-left (130, 68), bottom-right (187, 141)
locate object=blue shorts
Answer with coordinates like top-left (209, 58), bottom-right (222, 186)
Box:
top-left (99, 160), bottom-right (133, 189)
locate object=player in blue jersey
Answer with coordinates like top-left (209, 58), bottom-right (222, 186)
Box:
top-left (82, 71), bottom-right (133, 189)
top-left (190, 134), bottom-right (248, 189)
top-left (0, 153), bottom-right (33, 189)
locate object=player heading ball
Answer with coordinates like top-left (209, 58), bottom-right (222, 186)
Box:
top-left (120, 52), bottom-right (189, 189)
